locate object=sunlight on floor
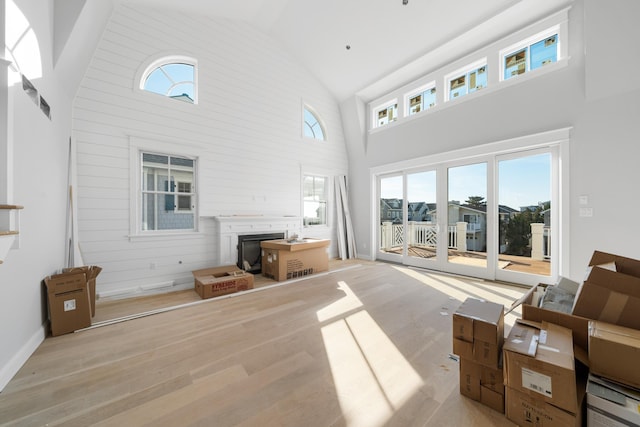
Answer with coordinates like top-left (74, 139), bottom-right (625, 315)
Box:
top-left (390, 265), bottom-right (525, 329)
top-left (319, 281), bottom-right (424, 427)
top-left (316, 281), bottom-right (363, 322)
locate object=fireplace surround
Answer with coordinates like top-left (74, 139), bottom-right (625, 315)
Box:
top-left (213, 216), bottom-right (302, 268)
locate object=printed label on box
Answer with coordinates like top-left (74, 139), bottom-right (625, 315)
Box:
top-left (522, 367), bottom-right (552, 398)
top-left (63, 299), bottom-right (76, 312)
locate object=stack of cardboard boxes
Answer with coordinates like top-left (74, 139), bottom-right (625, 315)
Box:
top-left (452, 297), bottom-right (505, 413)
top-left (453, 250), bottom-right (640, 426)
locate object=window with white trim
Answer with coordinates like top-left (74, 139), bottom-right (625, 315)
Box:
top-left (374, 101), bottom-right (398, 128)
top-left (303, 106), bottom-right (326, 141)
top-left (140, 152), bottom-right (197, 231)
top-left (502, 28), bottom-right (559, 81)
top-left (407, 84), bottom-right (437, 116)
top-left (447, 62), bottom-right (487, 101)
top-left (303, 175), bottom-right (328, 226)
top-left (140, 57), bottom-right (197, 103)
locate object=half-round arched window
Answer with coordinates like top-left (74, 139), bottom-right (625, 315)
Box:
top-left (303, 105), bottom-right (326, 141)
top-left (5, 0), bottom-right (42, 85)
top-left (140, 56), bottom-right (197, 104)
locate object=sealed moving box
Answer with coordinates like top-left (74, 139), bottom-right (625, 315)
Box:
top-left (44, 271), bottom-right (92, 336)
top-left (588, 320), bottom-right (640, 390)
top-left (459, 357), bottom-right (505, 413)
top-left (503, 321), bottom-right (580, 415)
top-left (452, 297), bottom-right (504, 368)
top-left (261, 238), bottom-right (329, 281)
top-left (192, 265), bottom-right (254, 299)
top-left (453, 297), bottom-right (505, 414)
top-left (506, 386), bottom-right (582, 427)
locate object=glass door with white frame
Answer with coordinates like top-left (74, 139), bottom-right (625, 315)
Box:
top-left (405, 170), bottom-right (439, 267)
top-left (446, 162), bottom-right (490, 276)
top-left (496, 150), bottom-right (554, 285)
top-left (378, 175), bottom-right (404, 262)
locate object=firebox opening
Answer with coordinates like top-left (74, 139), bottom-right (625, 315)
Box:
top-left (237, 233), bottom-right (285, 273)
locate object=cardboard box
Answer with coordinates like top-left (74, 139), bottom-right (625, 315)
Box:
top-left (260, 239), bottom-right (329, 281)
top-left (459, 358), bottom-right (505, 413)
top-left (191, 265), bottom-right (254, 299)
top-left (503, 321), bottom-right (579, 414)
top-left (573, 266), bottom-right (640, 330)
top-left (588, 321), bottom-right (640, 390)
top-left (587, 374), bottom-right (640, 427)
top-left (588, 250), bottom-right (640, 278)
top-left (452, 297), bottom-right (504, 368)
top-left (508, 283), bottom-right (591, 354)
top-left (62, 266), bottom-right (102, 317)
top-left (506, 386), bottom-right (581, 427)
top-left (44, 272), bottom-right (92, 336)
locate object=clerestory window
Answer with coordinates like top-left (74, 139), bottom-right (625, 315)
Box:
top-left (140, 57), bottom-right (197, 103)
top-left (407, 84), bottom-right (437, 116)
top-left (447, 61), bottom-right (487, 101)
top-left (374, 101), bottom-right (398, 128)
top-left (502, 28), bottom-right (559, 81)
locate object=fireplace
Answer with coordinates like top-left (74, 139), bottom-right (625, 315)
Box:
top-left (237, 233), bottom-right (285, 273)
top-left (213, 216), bottom-right (302, 268)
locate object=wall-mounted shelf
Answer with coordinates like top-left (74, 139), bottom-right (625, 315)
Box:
top-left (0, 205), bottom-right (24, 264)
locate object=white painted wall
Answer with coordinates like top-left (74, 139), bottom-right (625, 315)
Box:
top-left (343, 0), bottom-right (640, 282)
top-left (72, 3), bottom-right (348, 297)
top-left (0, 0), bottom-right (75, 391)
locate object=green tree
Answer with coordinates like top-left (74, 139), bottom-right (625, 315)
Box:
top-left (465, 196), bottom-right (486, 207)
top-left (504, 205), bottom-right (546, 256)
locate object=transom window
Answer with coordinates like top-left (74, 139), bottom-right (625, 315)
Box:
top-left (303, 175), bottom-right (328, 226)
top-left (407, 84), bottom-right (437, 116)
top-left (141, 152), bottom-right (197, 231)
top-left (447, 62), bottom-right (487, 101)
top-left (141, 57), bottom-right (197, 103)
top-left (502, 29), bottom-right (559, 81)
top-left (303, 106), bottom-right (326, 140)
top-left (374, 101), bottom-right (398, 128)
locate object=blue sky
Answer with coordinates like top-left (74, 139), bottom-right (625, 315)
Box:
top-left (381, 153), bottom-right (551, 210)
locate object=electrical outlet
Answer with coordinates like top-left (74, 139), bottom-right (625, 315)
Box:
top-left (64, 299), bottom-right (76, 312)
top-left (579, 207), bottom-right (593, 217)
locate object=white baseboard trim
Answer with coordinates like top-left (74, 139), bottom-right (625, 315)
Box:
top-left (0, 323), bottom-right (46, 392)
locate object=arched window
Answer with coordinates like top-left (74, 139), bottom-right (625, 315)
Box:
top-left (303, 105), bottom-right (326, 141)
top-left (140, 57), bottom-right (197, 104)
top-left (5, 0), bottom-right (42, 85)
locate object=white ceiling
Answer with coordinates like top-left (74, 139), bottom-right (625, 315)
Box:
top-left (120, 0), bottom-right (572, 102)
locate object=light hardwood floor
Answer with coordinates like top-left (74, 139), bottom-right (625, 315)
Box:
top-left (0, 261), bottom-right (524, 426)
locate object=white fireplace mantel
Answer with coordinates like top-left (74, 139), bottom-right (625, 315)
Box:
top-left (213, 216), bottom-right (302, 266)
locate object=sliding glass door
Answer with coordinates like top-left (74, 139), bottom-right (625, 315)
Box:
top-left (375, 142), bottom-right (560, 286)
top-left (378, 174), bottom-right (404, 263)
top-left (495, 149), bottom-right (556, 285)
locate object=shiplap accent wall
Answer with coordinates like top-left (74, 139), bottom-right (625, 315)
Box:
top-left (73, 3), bottom-right (348, 297)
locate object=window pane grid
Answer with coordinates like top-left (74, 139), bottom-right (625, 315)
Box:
top-left (140, 151), bottom-right (196, 231)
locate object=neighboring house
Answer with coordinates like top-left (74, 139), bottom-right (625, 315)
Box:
top-left (448, 202), bottom-right (487, 252)
top-left (407, 201), bottom-right (436, 222)
top-left (380, 198), bottom-right (403, 223)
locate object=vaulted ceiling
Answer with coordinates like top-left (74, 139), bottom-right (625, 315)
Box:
top-left (59, 0), bottom-right (572, 103)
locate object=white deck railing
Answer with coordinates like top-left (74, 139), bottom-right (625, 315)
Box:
top-left (380, 221), bottom-right (462, 250)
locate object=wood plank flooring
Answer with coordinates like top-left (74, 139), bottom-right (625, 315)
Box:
top-left (0, 262), bottom-right (524, 426)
